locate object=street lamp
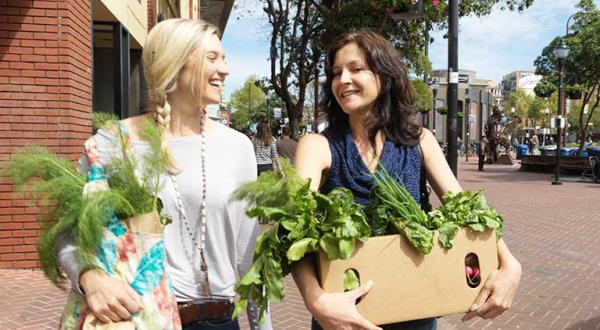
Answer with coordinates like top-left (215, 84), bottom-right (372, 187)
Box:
top-left (544, 108), bottom-right (550, 146)
top-left (552, 38), bottom-right (570, 186)
top-left (430, 78), bottom-right (440, 138)
top-left (465, 88), bottom-right (471, 161)
top-left (511, 107), bottom-right (517, 148)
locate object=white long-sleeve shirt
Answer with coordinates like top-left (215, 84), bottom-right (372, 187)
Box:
top-left (57, 121), bottom-right (271, 329)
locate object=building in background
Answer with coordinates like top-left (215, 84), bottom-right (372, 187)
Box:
top-left (0, 0), bottom-right (234, 270)
top-left (501, 70), bottom-right (542, 100)
top-left (428, 69), bottom-right (500, 144)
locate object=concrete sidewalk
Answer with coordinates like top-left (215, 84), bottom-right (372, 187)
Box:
top-left (1, 161), bottom-right (600, 329)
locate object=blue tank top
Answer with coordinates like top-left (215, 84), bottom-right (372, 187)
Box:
top-left (319, 128), bottom-right (422, 207)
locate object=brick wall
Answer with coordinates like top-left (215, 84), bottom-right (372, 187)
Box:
top-left (148, 0), bottom-right (156, 31)
top-left (0, 0), bottom-right (93, 269)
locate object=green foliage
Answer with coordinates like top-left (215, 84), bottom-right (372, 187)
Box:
top-left (534, 80), bottom-right (556, 98)
top-left (230, 159), bottom-right (369, 323)
top-left (2, 116), bottom-right (168, 288)
top-left (232, 161), bottom-right (505, 321)
top-left (534, 0), bottom-right (600, 150)
top-left (565, 84), bottom-right (585, 100)
top-left (428, 190), bottom-right (504, 243)
top-left (437, 106), bottom-right (448, 115)
top-left (229, 76), bottom-right (267, 132)
top-left (3, 146), bottom-right (86, 287)
top-left (411, 80), bottom-right (433, 113)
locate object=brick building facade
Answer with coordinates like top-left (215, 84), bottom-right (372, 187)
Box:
top-left (0, 0), bottom-right (233, 269)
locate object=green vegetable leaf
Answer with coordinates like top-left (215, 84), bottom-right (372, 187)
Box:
top-left (438, 222), bottom-right (460, 249)
top-left (343, 269), bottom-right (361, 292)
top-left (286, 237), bottom-right (318, 261)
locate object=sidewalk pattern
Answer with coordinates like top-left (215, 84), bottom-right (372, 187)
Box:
top-left (1, 161), bottom-right (599, 329)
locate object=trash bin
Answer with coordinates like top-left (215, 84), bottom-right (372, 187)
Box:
top-left (560, 148), bottom-right (576, 157)
top-left (516, 145), bottom-right (528, 159)
top-left (581, 150), bottom-right (589, 157)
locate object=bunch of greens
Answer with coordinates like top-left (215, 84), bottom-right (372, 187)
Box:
top-left (427, 190), bottom-right (504, 246)
top-left (370, 168), bottom-right (504, 254)
top-left (230, 160), bottom-right (370, 322)
top-left (232, 163), bottom-right (504, 322)
top-left (2, 114), bottom-right (168, 288)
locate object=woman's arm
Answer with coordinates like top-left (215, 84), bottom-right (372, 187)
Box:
top-left (419, 128), bottom-right (522, 322)
top-left (291, 134), bottom-right (380, 330)
top-left (57, 128), bottom-right (143, 323)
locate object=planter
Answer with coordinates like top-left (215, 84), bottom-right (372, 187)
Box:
top-left (388, 0), bottom-right (424, 20)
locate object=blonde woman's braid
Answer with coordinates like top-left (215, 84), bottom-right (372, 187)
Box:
top-left (155, 96), bottom-right (172, 130)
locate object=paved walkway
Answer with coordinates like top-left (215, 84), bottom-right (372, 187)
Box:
top-left (1, 160), bottom-right (599, 329)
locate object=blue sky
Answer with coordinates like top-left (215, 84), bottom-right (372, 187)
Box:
top-left (221, 0), bottom-right (600, 100)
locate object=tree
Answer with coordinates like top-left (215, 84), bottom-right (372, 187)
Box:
top-left (229, 76), bottom-right (266, 132)
top-left (259, 0), bottom-right (536, 139)
top-left (411, 80), bottom-right (433, 113)
top-left (504, 88), bottom-right (534, 128)
top-left (265, 0), bottom-right (320, 138)
top-left (534, 0), bottom-right (600, 152)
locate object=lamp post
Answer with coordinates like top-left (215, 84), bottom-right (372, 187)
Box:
top-left (544, 108), bottom-right (550, 146)
top-left (552, 38), bottom-right (570, 186)
top-left (465, 89), bottom-right (471, 161)
top-left (431, 79), bottom-right (439, 139)
top-left (511, 107), bottom-right (517, 149)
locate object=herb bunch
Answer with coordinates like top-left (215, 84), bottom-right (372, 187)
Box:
top-left (370, 168), bottom-right (504, 253)
top-left (2, 115), bottom-right (168, 288)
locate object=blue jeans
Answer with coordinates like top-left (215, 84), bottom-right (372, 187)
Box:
top-left (183, 318), bottom-right (240, 330)
top-left (311, 317), bottom-right (436, 330)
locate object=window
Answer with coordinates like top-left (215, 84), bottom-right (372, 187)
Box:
top-left (158, 0), bottom-right (180, 20)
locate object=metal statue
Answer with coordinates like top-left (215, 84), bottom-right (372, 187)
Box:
top-left (484, 106), bottom-right (521, 163)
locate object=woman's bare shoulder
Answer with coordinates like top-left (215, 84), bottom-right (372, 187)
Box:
top-left (120, 114), bottom-right (154, 141)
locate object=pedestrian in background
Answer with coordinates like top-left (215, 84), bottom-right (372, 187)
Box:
top-left (528, 131), bottom-right (539, 155)
top-left (276, 125), bottom-right (298, 165)
top-left (57, 18), bottom-right (271, 330)
top-left (479, 135), bottom-right (488, 171)
top-left (252, 121), bottom-right (279, 175)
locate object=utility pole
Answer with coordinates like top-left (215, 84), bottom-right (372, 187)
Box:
top-left (446, 0), bottom-right (459, 176)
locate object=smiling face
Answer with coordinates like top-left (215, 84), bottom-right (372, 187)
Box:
top-left (176, 33), bottom-right (229, 106)
top-left (331, 42), bottom-right (381, 117)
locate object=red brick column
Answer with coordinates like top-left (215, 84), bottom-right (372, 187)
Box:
top-left (0, 0), bottom-right (93, 269)
top-left (148, 0), bottom-right (156, 31)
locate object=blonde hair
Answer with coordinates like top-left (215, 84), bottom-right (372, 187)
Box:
top-left (142, 18), bottom-right (219, 173)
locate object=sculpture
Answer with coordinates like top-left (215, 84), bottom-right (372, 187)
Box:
top-left (483, 106), bottom-right (521, 163)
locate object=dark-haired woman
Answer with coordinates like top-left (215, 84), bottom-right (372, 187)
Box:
top-left (292, 30), bottom-right (522, 330)
top-left (253, 121), bottom-right (279, 175)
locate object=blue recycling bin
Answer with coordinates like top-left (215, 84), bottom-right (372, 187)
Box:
top-left (516, 144), bottom-right (528, 159)
top-left (581, 150), bottom-right (589, 157)
top-left (560, 148), bottom-right (576, 157)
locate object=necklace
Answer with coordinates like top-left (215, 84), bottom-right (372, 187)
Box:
top-left (167, 131), bottom-right (210, 295)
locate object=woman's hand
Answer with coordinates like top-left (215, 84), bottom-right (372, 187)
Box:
top-left (80, 269), bottom-right (143, 323)
top-left (462, 256), bottom-right (522, 322)
top-left (308, 281), bottom-right (382, 330)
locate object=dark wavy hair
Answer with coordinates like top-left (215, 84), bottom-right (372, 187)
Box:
top-left (256, 121), bottom-right (272, 146)
top-left (322, 30), bottom-right (421, 148)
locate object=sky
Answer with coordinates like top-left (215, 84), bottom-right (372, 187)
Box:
top-left (220, 0), bottom-right (600, 100)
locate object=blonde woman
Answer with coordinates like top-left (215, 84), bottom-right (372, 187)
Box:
top-left (58, 19), bottom-right (272, 330)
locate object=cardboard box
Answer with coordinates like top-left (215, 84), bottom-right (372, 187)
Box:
top-left (317, 229), bottom-right (498, 325)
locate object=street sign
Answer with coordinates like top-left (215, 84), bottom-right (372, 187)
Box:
top-left (273, 107), bottom-right (282, 119)
top-left (458, 74), bottom-right (469, 84)
top-left (468, 115), bottom-right (475, 124)
top-left (551, 116), bottom-right (566, 129)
